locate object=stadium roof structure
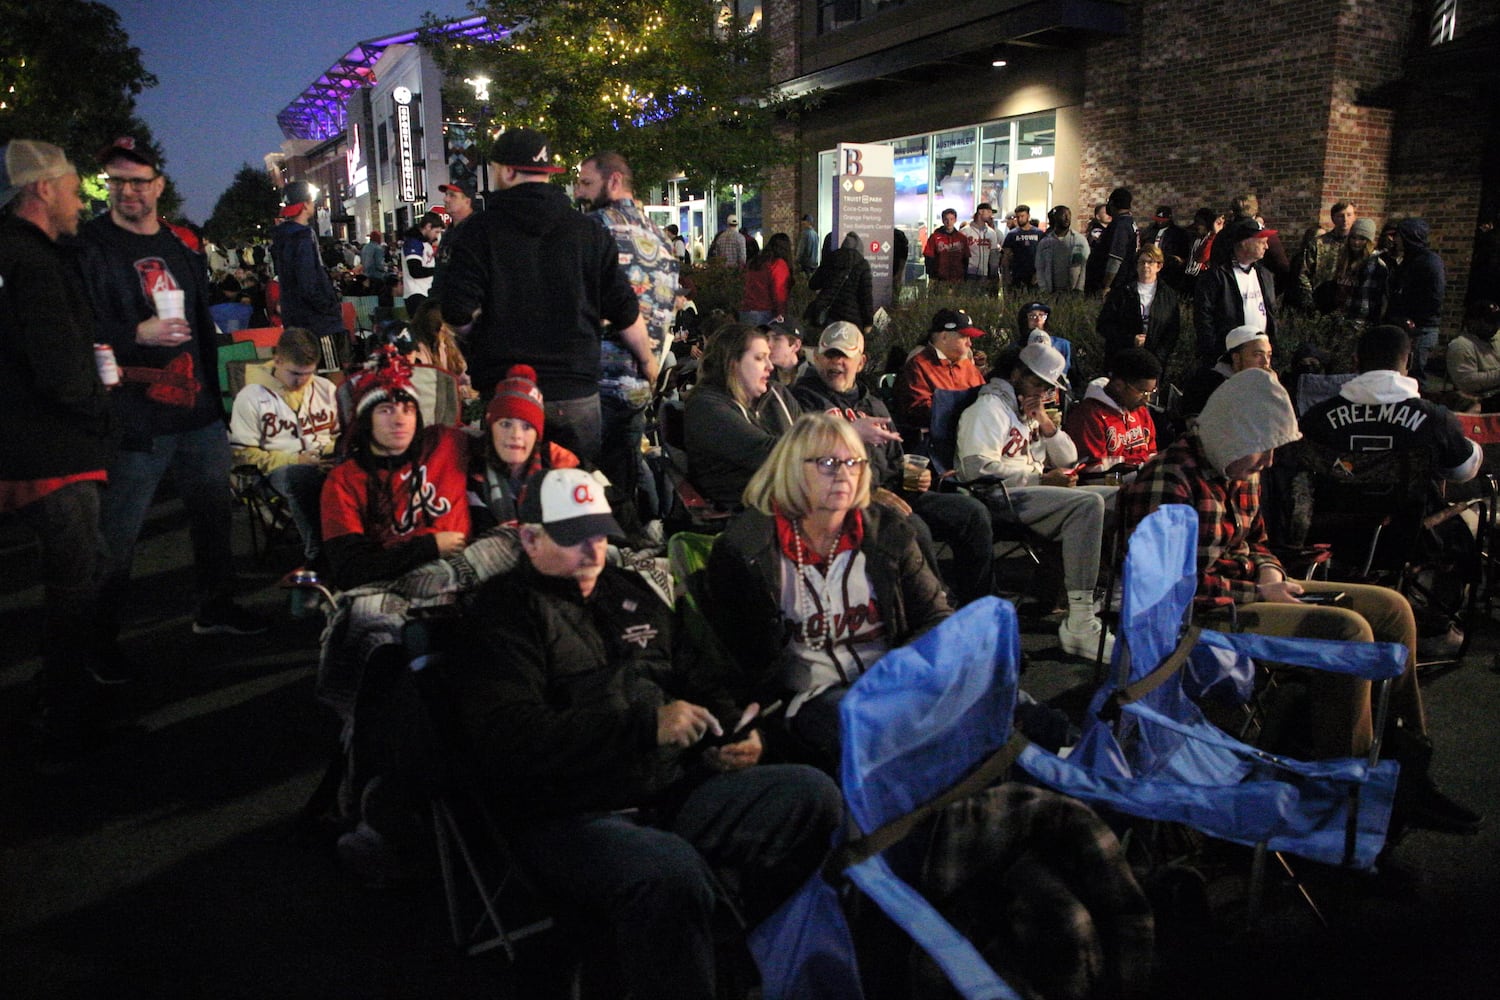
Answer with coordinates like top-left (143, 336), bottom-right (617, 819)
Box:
top-left (276, 16), bottom-right (508, 141)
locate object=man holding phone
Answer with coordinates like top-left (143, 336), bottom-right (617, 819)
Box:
top-left (955, 342), bottom-right (1116, 657)
top-left (450, 468), bottom-right (840, 995)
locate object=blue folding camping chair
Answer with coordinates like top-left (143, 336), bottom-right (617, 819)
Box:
top-left (1069, 504), bottom-right (1405, 923)
top-left (750, 507), bottom-right (1405, 999)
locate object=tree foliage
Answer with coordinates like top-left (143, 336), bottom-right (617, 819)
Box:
top-left (0, 0), bottom-right (156, 171)
top-left (205, 165), bottom-right (281, 246)
top-left (425, 0), bottom-right (796, 190)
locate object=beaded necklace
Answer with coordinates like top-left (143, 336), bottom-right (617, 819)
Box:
top-left (791, 519), bottom-right (844, 644)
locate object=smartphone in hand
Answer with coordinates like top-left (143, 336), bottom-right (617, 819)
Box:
top-left (704, 700), bottom-right (784, 748)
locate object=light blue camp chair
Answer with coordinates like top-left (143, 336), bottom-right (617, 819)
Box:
top-left (1071, 504), bottom-right (1404, 874)
top-left (751, 506), bottom-right (1405, 999)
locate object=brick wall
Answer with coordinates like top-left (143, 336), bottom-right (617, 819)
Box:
top-left (1388, 91), bottom-right (1486, 325)
top-left (1080, 0), bottom-right (1354, 229)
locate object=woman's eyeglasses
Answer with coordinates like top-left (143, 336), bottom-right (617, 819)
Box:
top-left (805, 456), bottom-right (870, 474)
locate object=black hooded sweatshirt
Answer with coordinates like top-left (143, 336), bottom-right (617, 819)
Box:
top-left (440, 181), bottom-right (639, 399)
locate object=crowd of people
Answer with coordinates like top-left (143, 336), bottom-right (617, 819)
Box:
top-left (5, 125), bottom-right (1497, 999)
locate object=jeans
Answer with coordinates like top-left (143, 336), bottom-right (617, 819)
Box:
top-left (508, 765), bottom-right (841, 1000)
top-left (545, 393), bottom-right (602, 467)
top-left (1410, 326), bottom-right (1439, 388)
top-left (267, 462), bottom-right (329, 562)
top-left (14, 480), bottom-right (107, 705)
top-left (738, 309), bottom-right (773, 327)
top-left (598, 395), bottom-right (646, 535)
top-left (100, 419), bottom-right (237, 628)
top-left (787, 685), bottom-right (850, 774)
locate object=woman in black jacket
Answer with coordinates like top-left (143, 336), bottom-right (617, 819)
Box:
top-left (806, 231), bottom-right (875, 331)
top-left (1095, 244), bottom-right (1181, 368)
top-left (706, 413), bottom-right (950, 771)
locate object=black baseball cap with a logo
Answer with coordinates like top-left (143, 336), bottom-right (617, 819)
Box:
top-left (488, 128), bottom-right (564, 174)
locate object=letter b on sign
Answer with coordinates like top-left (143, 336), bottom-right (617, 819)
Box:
top-left (842, 148), bottom-right (863, 177)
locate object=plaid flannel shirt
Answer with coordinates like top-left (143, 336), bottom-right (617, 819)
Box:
top-left (914, 782), bottom-right (1154, 1000)
top-left (1119, 432), bottom-right (1283, 603)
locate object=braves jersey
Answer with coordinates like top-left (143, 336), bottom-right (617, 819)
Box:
top-left (321, 425), bottom-right (470, 547)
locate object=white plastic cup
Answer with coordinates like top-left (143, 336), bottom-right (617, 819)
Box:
top-left (901, 453), bottom-right (930, 491)
top-left (153, 288), bottom-right (186, 321)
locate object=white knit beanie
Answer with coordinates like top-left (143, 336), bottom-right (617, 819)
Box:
top-left (1195, 368), bottom-right (1301, 475)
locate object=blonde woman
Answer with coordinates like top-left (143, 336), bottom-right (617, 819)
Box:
top-left (707, 413), bottom-right (950, 770)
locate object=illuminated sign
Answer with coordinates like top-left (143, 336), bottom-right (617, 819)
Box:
top-left (393, 86), bottom-right (417, 204)
top-left (835, 142), bottom-right (896, 308)
top-left (346, 121), bottom-right (369, 197)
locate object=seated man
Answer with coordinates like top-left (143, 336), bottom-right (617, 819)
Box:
top-left (1016, 299), bottom-right (1072, 376)
top-left (894, 308), bottom-right (986, 441)
top-left (1445, 298), bottom-right (1500, 412)
top-left (1179, 324), bottom-right (1273, 420)
top-left (228, 326), bottom-right (340, 565)
top-left (955, 341), bottom-right (1115, 657)
top-left (766, 319), bottom-right (809, 387)
top-left (1119, 368), bottom-right (1480, 833)
top-left (1299, 323), bottom-right (1482, 647)
top-left (792, 322), bottom-right (996, 605)
top-left (1063, 347), bottom-right (1161, 473)
top-left (1301, 324), bottom-right (1480, 489)
top-left (451, 468), bottom-right (841, 995)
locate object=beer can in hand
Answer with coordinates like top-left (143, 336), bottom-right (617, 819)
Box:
top-left (94, 344), bottom-right (120, 387)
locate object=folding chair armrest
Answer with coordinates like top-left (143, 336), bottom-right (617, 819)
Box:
top-left (1198, 628), bottom-right (1407, 681)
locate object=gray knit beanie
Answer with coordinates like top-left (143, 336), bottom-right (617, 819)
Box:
top-left (1195, 368), bottom-right (1301, 475)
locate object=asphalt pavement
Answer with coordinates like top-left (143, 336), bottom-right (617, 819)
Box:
top-left (2, 495), bottom-right (1498, 998)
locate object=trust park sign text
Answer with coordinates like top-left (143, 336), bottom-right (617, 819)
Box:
top-left (393, 86), bottom-right (418, 205)
top-left (835, 143), bottom-right (895, 308)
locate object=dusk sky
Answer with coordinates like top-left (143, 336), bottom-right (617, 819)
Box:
top-left (108, 1), bottom-right (469, 225)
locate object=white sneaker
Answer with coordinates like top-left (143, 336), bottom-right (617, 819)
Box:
top-left (1058, 616), bottom-right (1115, 660)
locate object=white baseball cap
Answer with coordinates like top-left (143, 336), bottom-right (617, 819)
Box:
top-left (1225, 325), bottom-right (1270, 353)
top-left (518, 468), bottom-right (622, 545)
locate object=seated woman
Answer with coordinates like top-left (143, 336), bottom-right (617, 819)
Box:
top-left (468, 364), bottom-right (580, 533)
top-left (405, 299), bottom-right (478, 403)
top-left (707, 413), bottom-right (951, 771)
top-left (684, 322), bottom-right (802, 508)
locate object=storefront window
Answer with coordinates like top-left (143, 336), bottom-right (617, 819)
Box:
top-left (932, 128), bottom-right (976, 220)
top-left (1018, 114), bottom-right (1056, 160)
top-left (817, 110), bottom-right (1058, 248)
top-left (890, 135), bottom-right (930, 234)
top-left (979, 123), bottom-right (1012, 211)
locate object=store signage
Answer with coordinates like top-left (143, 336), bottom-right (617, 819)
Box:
top-left (835, 142), bottom-right (895, 308)
top-left (393, 86), bottom-right (416, 204)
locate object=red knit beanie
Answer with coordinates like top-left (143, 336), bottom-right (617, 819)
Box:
top-left (485, 364), bottom-right (545, 434)
top-left (351, 345), bottom-right (418, 417)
